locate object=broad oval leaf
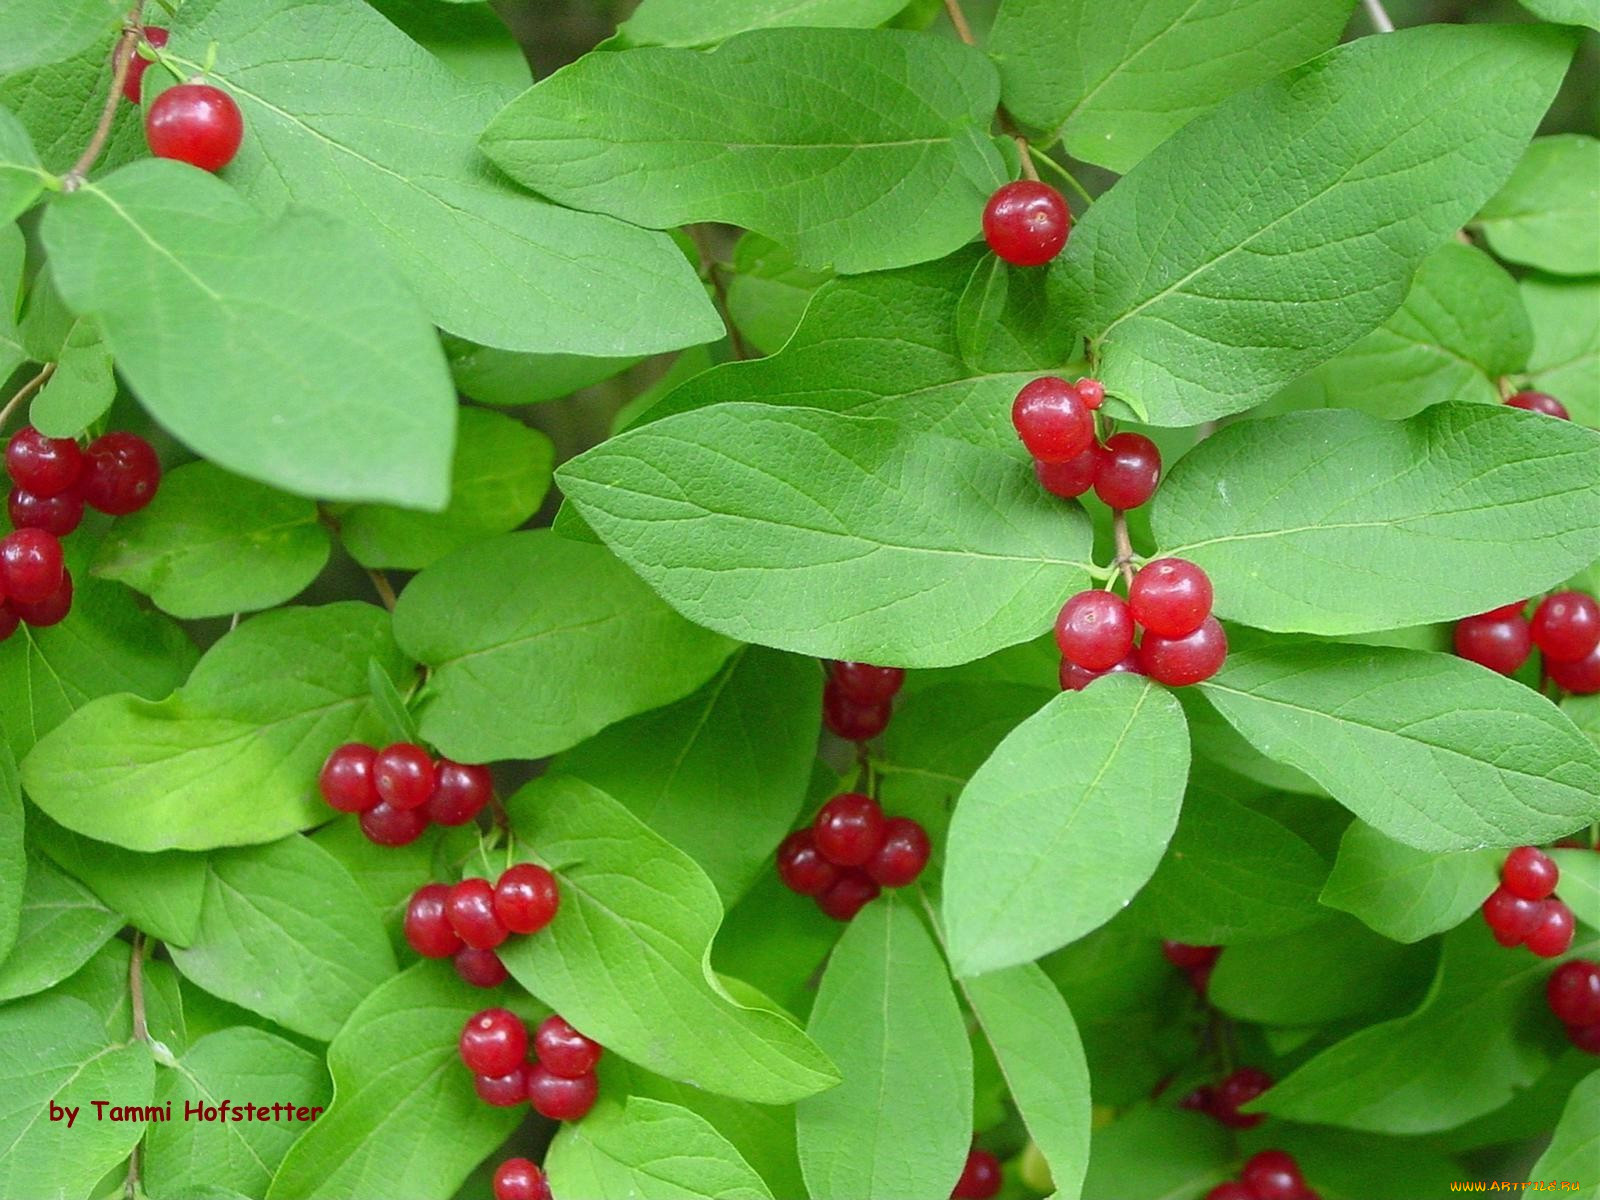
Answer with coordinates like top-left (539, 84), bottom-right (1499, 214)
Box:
top-left (0, 106), bottom-right (47, 223)
top-left (1523, 275), bottom-right (1600, 427)
top-left (1530, 1068), bottom-right (1600, 1185)
top-left (1518, 0), bottom-right (1600, 30)
top-left (1476, 134), bottom-right (1600, 275)
top-left (0, 743), bottom-right (20, 963)
top-left (1320, 820), bottom-right (1499, 943)
top-left (546, 1096), bottom-right (774, 1199)
top-left (0, 0), bottom-right (120, 74)
top-left (0, 851), bottom-right (121, 1001)
top-left (617, 0), bottom-right (909, 48)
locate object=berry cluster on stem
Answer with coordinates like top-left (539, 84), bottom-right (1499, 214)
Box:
top-left (778, 792), bottom-right (931, 920)
top-left (1056, 557), bottom-right (1226, 690)
top-left (1454, 590), bottom-right (1600, 693)
top-left (1163, 940), bottom-right (1222, 995)
top-left (1205, 1149), bottom-right (1321, 1200)
top-left (404, 864), bottom-right (560, 989)
top-left (318, 741), bottom-right (494, 846)
top-left (1546, 959), bottom-right (1600, 1055)
top-left (1182, 1067), bottom-right (1274, 1129)
top-left (459, 1008), bottom-right (603, 1123)
top-left (125, 25), bottom-right (247, 174)
top-left (1481, 846), bottom-right (1574, 957)
top-left (822, 660), bottom-right (904, 741)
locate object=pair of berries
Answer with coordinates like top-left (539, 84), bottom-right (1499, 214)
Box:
top-left (493, 1159), bottom-right (553, 1200)
top-left (1505, 390), bottom-right (1570, 420)
top-left (459, 1009), bottom-right (602, 1122)
top-left (1056, 558), bottom-right (1226, 689)
top-left (126, 27), bottom-right (245, 174)
top-left (1162, 940), bottom-right (1222, 995)
top-left (318, 742), bottom-right (493, 846)
top-left (1547, 959), bottom-right (1600, 1055)
top-left (777, 793), bottom-right (931, 920)
top-left (1012, 377), bottom-right (1164, 512)
top-left (951, 1148), bottom-right (1001, 1199)
top-left (1455, 591), bottom-right (1600, 693)
top-left (1181, 1068), bottom-right (1273, 1129)
top-left (982, 181), bottom-right (1071, 267)
top-left (404, 865), bottom-right (560, 988)
top-left (1205, 1150), bottom-right (1320, 1200)
top-left (1481, 846), bottom-right (1575, 957)
top-left (822, 660), bottom-right (904, 742)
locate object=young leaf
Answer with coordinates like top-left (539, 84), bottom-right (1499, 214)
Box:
top-left (0, 743), bottom-right (19, 963)
top-left (1320, 821), bottom-right (1499, 944)
top-left (1080, 1106), bottom-right (1233, 1200)
top-left (1153, 405), bottom-right (1600, 634)
top-left (482, 28), bottom-right (1007, 273)
top-left (942, 675), bottom-right (1190, 977)
top-left (0, 851), bottom-right (121, 1001)
top-left (797, 896), bottom-right (972, 1200)
top-left (444, 338), bottom-right (640, 408)
top-left (364, 658), bottom-right (419, 747)
top-left (1056, 24), bottom-right (1573, 424)
top-left (1523, 275), bottom-right (1598, 426)
top-left (955, 254), bottom-right (1010, 368)
top-left (1529, 1068), bottom-right (1600, 1185)
top-left (1198, 643), bottom-right (1600, 852)
top-left (21, 602), bottom-right (410, 851)
top-left (617, 0), bottom-right (910, 48)
top-left (42, 161), bottom-right (457, 509)
top-left (0, 0), bottom-right (120, 74)
top-left (546, 1096), bottom-right (775, 1199)
top-left (27, 316), bottom-right (115, 437)
top-left (1475, 135), bottom-right (1600, 276)
top-left (393, 531), bottom-right (736, 762)
top-left (560, 404), bottom-right (1095, 668)
top-left (0, 106), bottom-right (47, 222)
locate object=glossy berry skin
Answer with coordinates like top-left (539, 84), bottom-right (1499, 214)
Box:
top-left (816, 870), bottom-right (880, 921)
top-left (1548, 643), bottom-right (1600, 695)
top-left (527, 1064), bottom-right (598, 1121)
top-left (1093, 432), bottom-right (1162, 510)
top-left (8, 487), bottom-right (84, 537)
top-left (1547, 960), bottom-right (1600, 1027)
top-left (447, 878), bottom-right (509, 950)
top-left (493, 1158), bottom-right (551, 1200)
top-left (1501, 845), bottom-right (1560, 901)
top-left (10, 569), bottom-right (71, 627)
top-left (1570, 1022), bottom-right (1600, 1055)
top-left (81, 433), bottom-right (161, 515)
top-left (1527, 900), bottom-right (1575, 958)
top-left (453, 946), bottom-right (507, 989)
top-left (1203, 1186), bottom-right (1256, 1200)
top-left (866, 817), bottom-right (931, 887)
top-left (426, 759), bottom-right (492, 825)
top-left (1075, 378), bottom-right (1106, 410)
top-left (535, 1015), bottom-right (603, 1078)
top-left (1129, 559), bottom-right (1213, 639)
top-left (145, 83), bottom-right (244, 172)
top-left (0, 529), bottom-right (63, 604)
top-left (1531, 592), bottom-right (1600, 663)
top-left (459, 1008), bottom-right (527, 1076)
top-left (1240, 1150), bottom-right (1306, 1200)
top-left (777, 830), bottom-right (840, 896)
top-left (1054, 590), bottom-right (1135, 672)
top-left (1212, 1067), bottom-right (1271, 1128)
top-left (318, 743), bottom-right (380, 813)
top-left (358, 800), bottom-right (428, 846)
top-left (0, 608), bottom-right (17, 644)
top-left (1161, 941), bottom-right (1220, 971)
top-left (813, 793), bottom-right (887, 866)
top-left (403, 883), bottom-right (462, 958)
top-left (822, 682), bottom-right (892, 741)
top-left (493, 863), bottom-right (560, 935)
top-left (6, 428), bottom-right (83, 498)
top-left (982, 181), bottom-right (1070, 266)
top-left (1012, 377), bottom-right (1095, 463)
top-left (1507, 390), bottom-right (1570, 419)
top-left (372, 743), bottom-right (435, 810)
top-left (122, 26), bottom-right (169, 103)
top-left (951, 1148), bottom-right (1001, 1200)
top-left (1453, 613), bottom-right (1532, 675)
top-left (1483, 884), bottom-right (1542, 946)
top-left (1059, 653), bottom-right (1141, 692)
top-left (829, 661), bottom-right (904, 704)
top-left (474, 1065), bottom-right (530, 1107)
top-left (1034, 448), bottom-right (1097, 499)
top-left (1139, 616), bottom-right (1227, 687)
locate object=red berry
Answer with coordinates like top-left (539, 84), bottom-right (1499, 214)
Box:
top-left (829, 661), bottom-right (904, 704)
top-left (1129, 558), bottom-right (1213, 639)
top-left (402, 883), bottom-right (462, 958)
top-left (474, 1064), bottom-right (530, 1107)
top-left (10, 569), bottom-right (71, 626)
top-left (777, 830), bottom-right (839, 896)
top-left (1241, 1150), bottom-right (1306, 1200)
top-left (494, 1158), bottom-right (552, 1200)
top-left (8, 487), bottom-right (84, 537)
top-left (1034, 447), bottom-right (1098, 499)
top-left (982, 181), bottom-right (1070, 266)
top-left (1161, 941), bottom-right (1220, 971)
top-left (145, 82), bottom-right (244, 172)
top-left (813, 793), bottom-right (887, 866)
top-left (1187, 961), bottom-right (1215, 995)
top-left (5, 428), bottom-right (83, 498)
top-left (1453, 613), bottom-right (1533, 674)
top-left (1531, 592), bottom-right (1600, 663)
top-left (1506, 391), bottom-right (1570, 419)
top-left (1483, 884), bottom-right (1543, 946)
top-left (1179, 1085), bottom-right (1214, 1113)
top-left (1547, 960), bottom-right (1600, 1027)
top-left (1548, 643), bottom-right (1600, 694)
top-left (1054, 590), bottom-right (1135, 672)
top-left (1481, 600), bottom-right (1529, 619)
top-left (453, 946), bottom-right (507, 988)
top-left (1527, 900), bottom-right (1575, 958)
top-left (318, 743), bottom-right (380, 813)
top-left (866, 817), bottom-right (931, 887)
top-left (1058, 653), bottom-right (1141, 691)
top-left (822, 681), bottom-right (892, 741)
top-left (534, 1015), bottom-right (603, 1078)
top-left (1140, 616), bottom-right (1227, 687)
top-left (951, 1148), bottom-right (1001, 1200)
top-left (373, 743), bottom-right (435, 810)
top-left (122, 26), bottom-right (169, 103)
top-left (1205, 1186), bottom-right (1256, 1200)
top-left (0, 607), bottom-right (17, 643)
top-left (1570, 1022), bottom-right (1600, 1055)
top-left (459, 1007), bottom-right (527, 1076)
top-left (1012, 377), bottom-right (1094, 463)
top-left (1075, 378), bottom-right (1105, 410)
top-left (493, 863), bottom-right (560, 935)
top-left (426, 759), bottom-right (492, 825)
top-left (81, 432), bottom-right (160, 515)
top-left (1093, 432), bottom-right (1162, 509)
top-left (1501, 845), bottom-right (1559, 901)
top-left (527, 1064), bottom-right (598, 1121)
top-left (1212, 1067), bottom-right (1271, 1128)
top-left (358, 800), bottom-right (428, 846)
top-left (816, 870), bottom-right (880, 921)
top-left (0, 528), bottom-right (63, 604)
top-left (447, 878), bottom-right (508, 950)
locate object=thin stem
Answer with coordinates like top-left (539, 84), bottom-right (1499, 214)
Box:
top-left (1362, 0), bottom-right (1396, 33)
top-left (65, 6), bottom-right (146, 191)
top-left (0, 362), bottom-right (56, 430)
top-left (125, 931), bottom-right (149, 1200)
top-left (689, 224), bottom-right (752, 361)
top-left (1026, 145), bottom-right (1095, 208)
top-left (366, 568), bottom-right (398, 613)
top-left (1111, 509), bottom-right (1138, 587)
top-left (942, 0), bottom-right (977, 46)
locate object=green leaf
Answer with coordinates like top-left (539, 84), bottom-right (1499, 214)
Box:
top-left (1476, 135), bottom-right (1600, 276)
top-left (1263, 1126), bottom-right (1466, 1200)
top-left (499, 777), bottom-right (840, 1104)
top-left (42, 160), bottom-right (456, 509)
top-left (363, 0), bottom-right (532, 92)
top-left (443, 338), bottom-right (641, 408)
top-left (1057, 24), bottom-right (1572, 425)
top-left (338, 408), bottom-right (552, 572)
top-left (1153, 405), bottom-right (1600, 633)
top-left (942, 676), bottom-right (1190, 977)
top-left (265, 966), bottom-right (523, 1200)
top-left (167, 835), bottom-right (397, 1040)
top-left (617, 0), bottom-right (911, 47)
top-left (546, 1096), bottom-right (775, 1199)
top-left (797, 896), bottom-right (972, 1200)
top-left (394, 531), bottom-right (735, 762)
top-left (145, 1027), bottom-right (330, 1199)
top-left (1080, 1106), bottom-right (1232, 1200)
top-left (1530, 1068), bottom-right (1600, 1185)
top-left (1523, 275), bottom-right (1599, 426)
top-left (0, 994), bottom-right (154, 1200)
top-left (1198, 642), bottom-right (1600, 852)
top-left (1518, 0), bottom-right (1600, 33)
top-left (0, 41), bottom-right (145, 177)
top-left (93, 461), bottom-right (331, 619)
top-left (364, 657), bottom-right (419, 748)
top-left (561, 404), bottom-right (1094, 667)
top-left (0, 0), bottom-right (120, 74)
top-left (55, 939), bottom-right (187, 1051)
top-left (22, 602), bottom-right (410, 852)
top-left (554, 646), bottom-right (821, 904)
top-left (955, 254), bottom-right (1010, 369)
top-left (0, 106), bottom-right (48, 222)
top-left (0, 224), bottom-right (24, 383)
top-left (724, 234), bottom-right (832, 356)
top-left (1553, 847), bottom-right (1600, 932)
top-left (483, 28), bottom-right (1006, 274)
top-left (988, 0), bottom-right (1355, 173)
top-left (1320, 821), bottom-right (1499, 943)
top-left (0, 743), bottom-right (20, 963)
top-left (309, 817), bottom-right (441, 953)
top-left (28, 316), bottom-right (116, 437)
top-left (0, 851), bottom-right (121, 1001)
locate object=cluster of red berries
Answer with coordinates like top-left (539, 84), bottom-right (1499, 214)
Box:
top-left (458, 1008), bottom-right (602, 1122)
top-left (1481, 846), bottom-right (1575, 957)
top-left (1181, 1067), bottom-right (1274, 1129)
top-left (1547, 959), bottom-right (1600, 1055)
top-left (821, 660), bottom-right (904, 742)
top-left (404, 865), bottom-right (560, 989)
top-left (1056, 558), bottom-right (1226, 690)
top-left (1, 426), bottom-right (160, 639)
top-left (1205, 1150), bottom-right (1320, 1200)
top-left (1455, 590), bottom-right (1600, 694)
top-left (1162, 940), bottom-right (1222, 994)
top-left (777, 793), bottom-right (930, 921)
top-left (951, 1147), bottom-right (1001, 1199)
top-left (1012, 375), bottom-right (1165, 512)
top-left (318, 741), bottom-right (493, 846)
top-left (492, 1158), bottom-right (553, 1200)
top-left (124, 26), bottom-right (245, 173)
